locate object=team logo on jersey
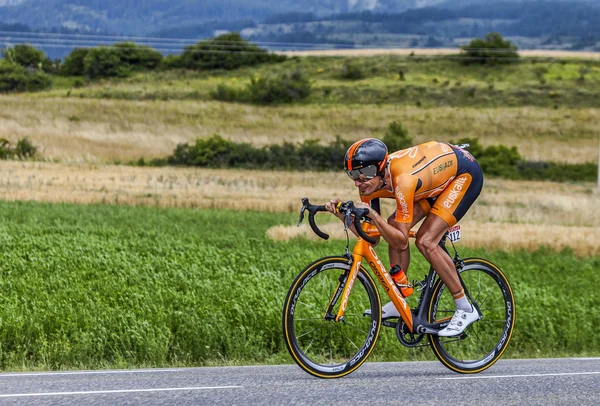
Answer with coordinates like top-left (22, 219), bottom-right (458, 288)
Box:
top-left (443, 177), bottom-right (467, 208)
top-left (395, 187), bottom-right (410, 220)
top-left (433, 160), bottom-right (453, 175)
top-left (412, 156), bottom-right (426, 168)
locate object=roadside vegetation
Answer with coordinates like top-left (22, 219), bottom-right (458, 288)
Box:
top-left (0, 201), bottom-right (597, 370)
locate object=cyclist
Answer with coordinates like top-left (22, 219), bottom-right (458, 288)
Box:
top-left (325, 138), bottom-right (483, 337)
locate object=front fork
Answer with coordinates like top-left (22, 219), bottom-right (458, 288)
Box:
top-left (323, 253), bottom-right (362, 323)
top-left (325, 238), bottom-right (414, 333)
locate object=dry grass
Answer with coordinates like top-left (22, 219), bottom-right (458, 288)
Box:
top-left (282, 48), bottom-right (600, 59)
top-left (1, 96), bottom-right (598, 164)
top-left (0, 160), bottom-right (598, 255)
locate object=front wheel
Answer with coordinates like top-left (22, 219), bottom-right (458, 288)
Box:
top-left (428, 258), bottom-right (515, 373)
top-left (282, 256), bottom-right (382, 378)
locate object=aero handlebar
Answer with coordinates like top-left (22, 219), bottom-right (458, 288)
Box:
top-left (297, 198), bottom-right (377, 244)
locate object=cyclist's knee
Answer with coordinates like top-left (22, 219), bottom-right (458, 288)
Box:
top-left (415, 233), bottom-right (436, 256)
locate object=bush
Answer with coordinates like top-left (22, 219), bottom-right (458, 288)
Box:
top-left (2, 44), bottom-right (54, 72)
top-left (211, 84), bottom-right (242, 102)
top-left (339, 61), bottom-right (365, 80)
top-left (60, 48), bottom-right (90, 76)
top-left (158, 134), bottom-right (596, 183)
top-left (176, 33), bottom-right (286, 70)
top-left (459, 32), bottom-right (519, 65)
top-left (113, 42), bottom-right (162, 71)
top-left (383, 121), bottom-right (413, 152)
top-left (81, 42), bottom-right (163, 79)
top-left (84, 47), bottom-right (130, 79)
top-left (0, 137), bottom-right (38, 159)
top-left (165, 135), bottom-right (350, 170)
top-left (449, 137), bottom-right (596, 182)
top-left (0, 61), bottom-right (52, 92)
top-left (246, 70), bottom-right (311, 104)
top-left (212, 70), bottom-right (311, 105)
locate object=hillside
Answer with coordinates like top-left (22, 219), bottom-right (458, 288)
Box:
top-left (0, 0), bottom-right (599, 46)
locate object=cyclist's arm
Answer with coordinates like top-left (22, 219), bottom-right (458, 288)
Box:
top-left (357, 204), bottom-right (409, 251)
top-left (362, 175), bottom-right (416, 250)
top-left (325, 198), bottom-right (381, 244)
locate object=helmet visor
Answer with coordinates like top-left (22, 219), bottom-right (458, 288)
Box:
top-left (346, 165), bottom-right (379, 181)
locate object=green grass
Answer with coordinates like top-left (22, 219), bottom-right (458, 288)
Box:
top-left (41, 56), bottom-right (600, 107)
top-left (0, 201), bottom-right (598, 371)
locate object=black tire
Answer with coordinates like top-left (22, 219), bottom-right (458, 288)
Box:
top-left (428, 258), bottom-right (515, 373)
top-left (283, 256), bottom-right (382, 378)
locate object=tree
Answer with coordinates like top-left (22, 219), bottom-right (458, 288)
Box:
top-left (459, 32), bottom-right (519, 65)
top-left (2, 44), bottom-right (54, 72)
top-left (175, 33), bottom-right (285, 71)
top-left (60, 48), bottom-right (90, 76)
top-left (80, 43), bottom-right (162, 79)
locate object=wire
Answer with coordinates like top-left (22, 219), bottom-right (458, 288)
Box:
top-left (0, 30), bottom-right (598, 61)
top-left (0, 29), bottom-right (537, 52)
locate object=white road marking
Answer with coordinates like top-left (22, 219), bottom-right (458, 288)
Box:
top-left (0, 369), bottom-right (187, 378)
top-left (438, 371), bottom-right (600, 380)
top-left (0, 386), bottom-right (242, 398)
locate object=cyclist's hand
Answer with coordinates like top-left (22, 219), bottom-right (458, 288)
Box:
top-left (325, 198), bottom-right (345, 220)
top-left (353, 201), bottom-right (372, 218)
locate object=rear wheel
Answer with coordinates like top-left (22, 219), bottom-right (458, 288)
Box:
top-left (283, 256), bottom-right (381, 378)
top-left (428, 258), bottom-right (515, 373)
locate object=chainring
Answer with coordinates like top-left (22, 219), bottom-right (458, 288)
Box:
top-left (396, 318), bottom-right (425, 348)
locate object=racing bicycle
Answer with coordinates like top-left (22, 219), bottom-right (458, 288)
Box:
top-left (282, 198), bottom-right (515, 378)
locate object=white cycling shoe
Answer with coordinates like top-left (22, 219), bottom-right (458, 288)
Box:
top-left (437, 307), bottom-right (481, 337)
top-left (364, 301), bottom-right (400, 319)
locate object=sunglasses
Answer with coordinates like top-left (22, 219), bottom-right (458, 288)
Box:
top-left (346, 165), bottom-right (379, 181)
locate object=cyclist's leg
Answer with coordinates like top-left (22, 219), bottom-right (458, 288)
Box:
top-left (417, 169), bottom-right (483, 336)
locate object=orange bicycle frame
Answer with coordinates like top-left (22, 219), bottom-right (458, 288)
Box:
top-left (334, 222), bottom-right (415, 332)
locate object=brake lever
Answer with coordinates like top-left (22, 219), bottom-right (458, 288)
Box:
top-left (344, 210), bottom-right (352, 230)
top-left (297, 198), bottom-right (308, 227)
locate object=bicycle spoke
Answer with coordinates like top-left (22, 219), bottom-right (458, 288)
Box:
top-left (340, 328), bottom-right (361, 351)
top-left (297, 323), bottom-right (328, 340)
top-left (284, 261), bottom-right (382, 377)
top-left (344, 323), bottom-right (369, 336)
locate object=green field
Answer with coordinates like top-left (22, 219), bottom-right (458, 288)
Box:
top-left (0, 201), bottom-right (598, 371)
top-left (46, 56), bottom-right (600, 108)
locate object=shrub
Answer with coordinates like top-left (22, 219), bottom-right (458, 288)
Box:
top-left (383, 121), bottom-right (413, 152)
top-left (114, 42), bottom-right (162, 71)
top-left (60, 48), bottom-right (90, 76)
top-left (84, 47), bottom-right (130, 79)
top-left (246, 70), bottom-right (311, 104)
top-left (0, 137), bottom-right (38, 159)
top-left (2, 44), bottom-right (54, 72)
top-left (177, 33), bottom-right (286, 70)
top-left (0, 60), bottom-right (52, 92)
top-left (159, 134), bottom-right (596, 183)
top-left (212, 70), bottom-right (312, 105)
top-left (210, 84), bottom-right (243, 103)
top-left (81, 42), bottom-right (163, 79)
top-left (165, 135), bottom-right (350, 170)
top-left (339, 61), bottom-right (365, 80)
top-left (459, 32), bottom-right (519, 65)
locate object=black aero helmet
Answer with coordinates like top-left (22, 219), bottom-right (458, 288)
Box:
top-left (344, 138), bottom-right (388, 180)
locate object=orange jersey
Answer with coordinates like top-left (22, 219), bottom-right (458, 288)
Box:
top-left (360, 141), bottom-right (464, 224)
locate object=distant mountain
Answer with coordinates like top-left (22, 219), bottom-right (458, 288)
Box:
top-left (2, 0), bottom-right (596, 35)
top-left (1, 0), bottom-right (600, 54)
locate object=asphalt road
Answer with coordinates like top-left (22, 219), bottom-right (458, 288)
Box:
top-left (0, 358), bottom-right (598, 405)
